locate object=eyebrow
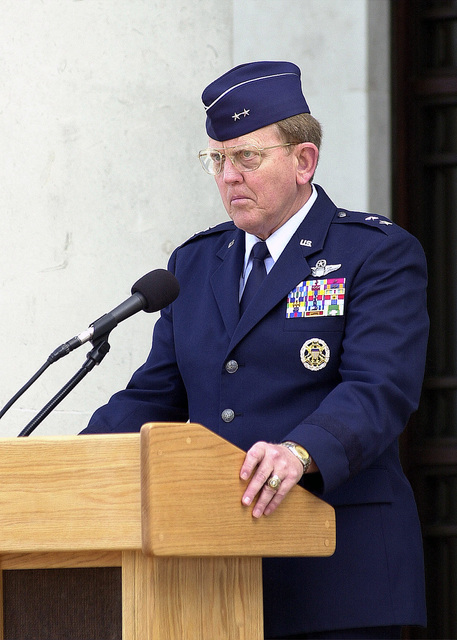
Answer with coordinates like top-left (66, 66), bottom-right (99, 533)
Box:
top-left (209, 141), bottom-right (260, 152)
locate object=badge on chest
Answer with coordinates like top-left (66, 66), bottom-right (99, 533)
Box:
top-left (286, 278), bottom-right (346, 318)
top-left (300, 338), bottom-right (330, 371)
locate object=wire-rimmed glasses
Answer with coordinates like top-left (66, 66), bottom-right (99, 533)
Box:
top-left (198, 143), bottom-right (297, 175)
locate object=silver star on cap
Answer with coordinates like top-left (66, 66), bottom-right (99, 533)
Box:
top-left (311, 259), bottom-right (342, 277)
top-left (232, 108), bottom-right (250, 121)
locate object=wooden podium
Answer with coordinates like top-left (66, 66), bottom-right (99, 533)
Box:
top-left (0, 423), bottom-right (335, 640)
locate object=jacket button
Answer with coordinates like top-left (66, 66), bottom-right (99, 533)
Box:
top-left (225, 360), bottom-right (239, 373)
top-left (337, 211), bottom-right (347, 218)
top-left (221, 409), bottom-right (235, 423)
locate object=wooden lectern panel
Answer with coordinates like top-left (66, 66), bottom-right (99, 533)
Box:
top-left (141, 422), bottom-right (336, 558)
top-left (122, 551), bottom-right (262, 640)
top-left (0, 434), bottom-right (141, 552)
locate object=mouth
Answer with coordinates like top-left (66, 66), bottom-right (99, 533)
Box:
top-left (230, 194), bottom-right (251, 206)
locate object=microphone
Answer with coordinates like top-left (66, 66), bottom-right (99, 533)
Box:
top-left (49, 269), bottom-right (179, 362)
top-left (0, 268), bottom-right (179, 427)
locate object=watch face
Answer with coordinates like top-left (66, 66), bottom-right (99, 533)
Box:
top-left (294, 445), bottom-right (310, 461)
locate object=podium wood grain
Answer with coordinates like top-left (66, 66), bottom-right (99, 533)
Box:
top-left (122, 551), bottom-right (262, 640)
top-left (141, 422), bottom-right (335, 557)
top-left (0, 434), bottom-right (141, 552)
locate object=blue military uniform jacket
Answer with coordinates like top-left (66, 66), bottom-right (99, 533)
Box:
top-left (84, 186), bottom-right (429, 636)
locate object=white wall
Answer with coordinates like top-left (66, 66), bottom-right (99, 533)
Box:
top-left (0, 0), bottom-right (390, 436)
top-left (233, 0), bottom-right (391, 214)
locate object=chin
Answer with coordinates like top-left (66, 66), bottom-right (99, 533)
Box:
top-left (230, 212), bottom-right (261, 235)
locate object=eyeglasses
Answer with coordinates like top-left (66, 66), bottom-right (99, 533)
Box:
top-left (198, 143), bottom-right (297, 175)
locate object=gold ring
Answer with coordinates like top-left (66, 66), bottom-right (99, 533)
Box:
top-left (267, 474), bottom-right (281, 490)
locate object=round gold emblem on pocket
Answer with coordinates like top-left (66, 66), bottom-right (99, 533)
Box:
top-left (300, 338), bottom-right (330, 371)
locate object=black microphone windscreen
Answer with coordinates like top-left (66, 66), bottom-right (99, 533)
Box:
top-left (131, 269), bottom-right (180, 312)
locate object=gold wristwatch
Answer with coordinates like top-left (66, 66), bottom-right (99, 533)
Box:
top-left (281, 441), bottom-right (312, 474)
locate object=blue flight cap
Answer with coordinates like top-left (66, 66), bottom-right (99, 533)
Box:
top-left (202, 61), bottom-right (310, 141)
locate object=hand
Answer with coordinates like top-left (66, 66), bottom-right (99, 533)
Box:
top-left (239, 441), bottom-right (304, 518)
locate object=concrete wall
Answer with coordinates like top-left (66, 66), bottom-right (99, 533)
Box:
top-left (234, 0), bottom-right (391, 214)
top-left (0, 0), bottom-right (390, 436)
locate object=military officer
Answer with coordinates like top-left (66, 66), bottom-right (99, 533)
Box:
top-left (82, 61), bottom-right (429, 639)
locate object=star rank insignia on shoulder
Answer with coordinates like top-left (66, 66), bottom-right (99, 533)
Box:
top-left (364, 215), bottom-right (392, 226)
top-left (334, 210), bottom-right (396, 234)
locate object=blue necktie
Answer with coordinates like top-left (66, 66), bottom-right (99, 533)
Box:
top-left (240, 241), bottom-right (270, 315)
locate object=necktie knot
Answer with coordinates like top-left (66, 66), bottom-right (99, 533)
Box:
top-left (251, 241), bottom-right (270, 262)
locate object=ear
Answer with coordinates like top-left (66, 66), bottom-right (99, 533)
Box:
top-left (295, 143), bottom-right (319, 185)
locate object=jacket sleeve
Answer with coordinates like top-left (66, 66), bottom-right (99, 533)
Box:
top-left (286, 228), bottom-right (429, 495)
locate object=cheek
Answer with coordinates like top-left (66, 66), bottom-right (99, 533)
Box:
top-left (257, 180), bottom-right (290, 211)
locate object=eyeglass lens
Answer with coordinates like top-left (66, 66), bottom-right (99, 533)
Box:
top-left (200, 145), bottom-right (262, 175)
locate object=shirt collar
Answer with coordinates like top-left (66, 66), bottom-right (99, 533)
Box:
top-left (243, 184), bottom-right (317, 274)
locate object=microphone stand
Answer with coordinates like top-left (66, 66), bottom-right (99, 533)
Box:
top-left (17, 335), bottom-right (111, 437)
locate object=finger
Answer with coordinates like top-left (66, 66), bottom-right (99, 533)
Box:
top-left (242, 463), bottom-right (272, 507)
top-left (239, 442), bottom-right (268, 481)
top-left (250, 465), bottom-right (303, 518)
top-left (252, 479), bottom-right (291, 518)
top-left (263, 486), bottom-right (290, 516)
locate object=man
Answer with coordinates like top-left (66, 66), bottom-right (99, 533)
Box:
top-left (82, 61), bottom-right (429, 639)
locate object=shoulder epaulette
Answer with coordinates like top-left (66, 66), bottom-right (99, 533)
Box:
top-left (178, 221), bottom-right (236, 248)
top-left (333, 210), bottom-right (398, 234)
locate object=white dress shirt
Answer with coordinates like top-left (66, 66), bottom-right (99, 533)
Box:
top-left (240, 185), bottom-right (317, 298)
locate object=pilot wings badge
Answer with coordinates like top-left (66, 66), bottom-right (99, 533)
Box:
top-left (311, 259), bottom-right (341, 278)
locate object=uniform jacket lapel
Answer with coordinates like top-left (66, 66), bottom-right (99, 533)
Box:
top-left (210, 228), bottom-right (245, 338)
top-left (229, 187), bottom-right (338, 352)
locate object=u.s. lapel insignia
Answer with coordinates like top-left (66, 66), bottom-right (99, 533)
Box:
top-left (300, 338), bottom-right (330, 371)
top-left (311, 259), bottom-right (341, 277)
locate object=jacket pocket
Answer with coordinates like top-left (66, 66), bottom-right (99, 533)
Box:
top-left (284, 315), bottom-right (345, 332)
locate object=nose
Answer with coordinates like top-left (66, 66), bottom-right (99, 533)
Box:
top-left (221, 156), bottom-right (243, 183)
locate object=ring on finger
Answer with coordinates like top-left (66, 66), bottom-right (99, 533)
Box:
top-left (266, 474), bottom-right (281, 490)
